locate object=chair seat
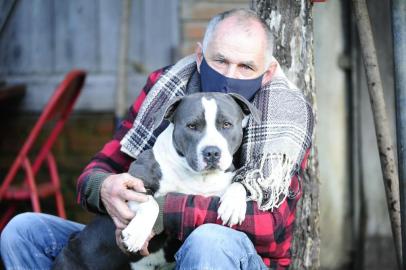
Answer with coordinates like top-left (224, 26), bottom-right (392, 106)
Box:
top-left (3, 183), bottom-right (59, 200)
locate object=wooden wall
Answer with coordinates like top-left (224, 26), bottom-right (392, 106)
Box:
top-left (0, 0), bottom-right (179, 111)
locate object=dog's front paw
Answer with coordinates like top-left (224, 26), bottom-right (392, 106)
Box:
top-left (121, 196), bottom-right (159, 253)
top-left (218, 182), bottom-right (247, 227)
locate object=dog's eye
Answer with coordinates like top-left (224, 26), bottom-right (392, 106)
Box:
top-left (223, 122), bottom-right (232, 129)
top-left (187, 123), bottom-right (197, 130)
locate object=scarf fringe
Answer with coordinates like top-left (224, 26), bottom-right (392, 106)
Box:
top-left (236, 153), bottom-right (294, 211)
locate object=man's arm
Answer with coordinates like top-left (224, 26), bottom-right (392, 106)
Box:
top-left (76, 68), bottom-right (166, 214)
top-left (160, 175), bottom-right (300, 269)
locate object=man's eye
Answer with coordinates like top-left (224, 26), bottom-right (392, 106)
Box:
top-left (241, 65), bottom-right (253, 71)
top-left (216, 59), bottom-right (226, 64)
top-left (187, 123), bottom-right (197, 130)
top-left (223, 122), bottom-right (232, 129)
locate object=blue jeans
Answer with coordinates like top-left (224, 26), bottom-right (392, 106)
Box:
top-left (1, 213), bottom-right (267, 270)
top-left (0, 213), bottom-right (84, 270)
top-left (175, 223), bottom-right (267, 270)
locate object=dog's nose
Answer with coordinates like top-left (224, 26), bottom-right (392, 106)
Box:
top-left (203, 146), bottom-right (221, 164)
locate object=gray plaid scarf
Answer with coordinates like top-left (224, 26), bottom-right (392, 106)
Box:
top-left (120, 54), bottom-right (313, 211)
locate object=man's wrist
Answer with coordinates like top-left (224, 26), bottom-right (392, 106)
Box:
top-left (85, 172), bottom-right (113, 213)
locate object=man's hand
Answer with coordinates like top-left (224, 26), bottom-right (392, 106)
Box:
top-left (139, 232), bottom-right (155, 256)
top-left (101, 173), bottom-right (149, 229)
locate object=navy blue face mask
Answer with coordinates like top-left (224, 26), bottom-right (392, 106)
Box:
top-left (199, 56), bottom-right (264, 101)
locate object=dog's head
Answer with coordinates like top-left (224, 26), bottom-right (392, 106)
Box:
top-left (156, 92), bottom-right (260, 172)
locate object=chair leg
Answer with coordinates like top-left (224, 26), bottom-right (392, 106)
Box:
top-left (23, 158), bottom-right (41, 213)
top-left (47, 154), bottom-right (66, 219)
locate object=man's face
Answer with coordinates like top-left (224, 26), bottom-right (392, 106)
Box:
top-left (196, 17), bottom-right (274, 83)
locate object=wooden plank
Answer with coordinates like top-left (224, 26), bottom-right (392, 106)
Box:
top-left (129, 0), bottom-right (145, 73)
top-left (16, 0), bottom-right (33, 73)
top-left (31, 0), bottom-right (54, 73)
top-left (0, 0), bottom-right (33, 74)
top-left (70, 0), bottom-right (99, 71)
top-left (0, 14), bottom-right (6, 74)
top-left (53, 0), bottom-right (70, 72)
top-left (143, 0), bottom-right (179, 70)
top-left (99, 0), bottom-right (120, 73)
top-left (0, 0), bottom-right (17, 35)
top-left (129, 0), bottom-right (179, 74)
top-left (54, 0), bottom-right (99, 72)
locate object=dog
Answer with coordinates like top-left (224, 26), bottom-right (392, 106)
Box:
top-left (52, 92), bottom-right (260, 270)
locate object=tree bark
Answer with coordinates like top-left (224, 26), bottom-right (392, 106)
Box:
top-left (253, 1), bottom-right (320, 269)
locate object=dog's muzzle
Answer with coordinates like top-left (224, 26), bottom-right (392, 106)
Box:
top-left (202, 146), bottom-right (221, 169)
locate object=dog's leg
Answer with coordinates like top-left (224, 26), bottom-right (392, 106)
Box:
top-left (122, 196), bottom-right (159, 253)
top-left (218, 182), bottom-right (247, 226)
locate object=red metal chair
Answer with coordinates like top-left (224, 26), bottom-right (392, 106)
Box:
top-left (0, 70), bottom-right (86, 229)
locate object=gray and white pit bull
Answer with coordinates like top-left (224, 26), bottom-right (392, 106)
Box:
top-left (52, 92), bottom-right (260, 270)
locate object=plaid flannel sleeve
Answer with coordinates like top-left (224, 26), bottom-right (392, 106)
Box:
top-left (163, 149), bottom-right (310, 269)
top-left (76, 68), bottom-right (165, 213)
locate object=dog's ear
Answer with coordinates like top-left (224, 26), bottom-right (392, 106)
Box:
top-left (228, 93), bottom-right (261, 125)
top-left (154, 96), bottom-right (183, 128)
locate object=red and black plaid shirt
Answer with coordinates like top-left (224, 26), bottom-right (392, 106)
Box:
top-left (77, 68), bottom-right (308, 269)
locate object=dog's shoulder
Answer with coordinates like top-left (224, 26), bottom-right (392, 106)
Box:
top-left (128, 149), bottom-right (162, 194)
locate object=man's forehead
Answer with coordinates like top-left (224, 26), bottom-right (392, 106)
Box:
top-left (215, 16), bottom-right (264, 39)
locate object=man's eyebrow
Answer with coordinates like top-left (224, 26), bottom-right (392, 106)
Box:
top-left (212, 53), bottom-right (226, 60)
top-left (211, 53), bottom-right (258, 70)
top-left (240, 61), bottom-right (256, 69)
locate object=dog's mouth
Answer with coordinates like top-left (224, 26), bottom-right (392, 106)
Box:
top-left (188, 162), bottom-right (222, 174)
top-left (203, 161), bottom-right (221, 171)
top-left (205, 164), bottom-right (219, 170)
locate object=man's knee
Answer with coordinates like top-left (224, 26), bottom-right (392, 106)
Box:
top-left (176, 224), bottom-right (262, 269)
top-left (184, 223), bottom-right (252, 252)
top-left (187, 224), bottom-right (225, 247)
top-left (1, 212), bottom-right (41, 248)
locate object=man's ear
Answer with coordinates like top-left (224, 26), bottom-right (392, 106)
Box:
top-left (262, 60), bottom-right (278, 85)
top-left (195, 42), bottom-right (203, 73)
top-left (228, 93), bottom-right (261, 125)
top-left (154, 96), bottom-right (183, 129)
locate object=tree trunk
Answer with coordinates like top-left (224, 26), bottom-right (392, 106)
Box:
top-left (253, 1), bottom-right (320, 269)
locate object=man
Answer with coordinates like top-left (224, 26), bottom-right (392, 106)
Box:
top-left (1, 8), bottom-right (313, 270)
